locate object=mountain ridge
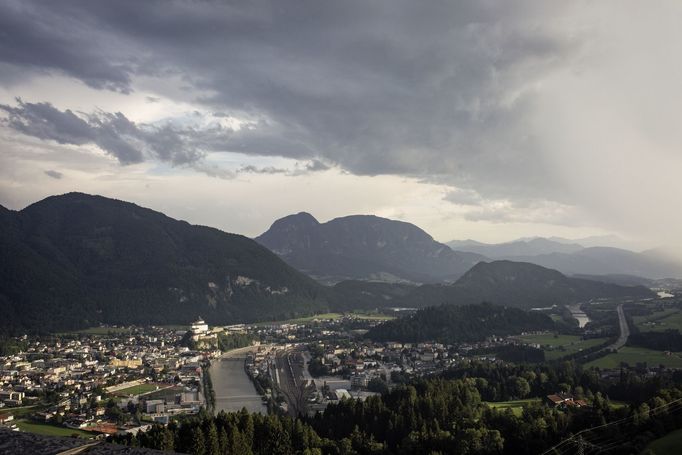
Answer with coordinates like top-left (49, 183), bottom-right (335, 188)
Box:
top-left (402, 260), bottom-right (655, 309)
top-left (256, 212), bottom-right (485, 284)
top-left (0, 192), bottom-right (329, 333)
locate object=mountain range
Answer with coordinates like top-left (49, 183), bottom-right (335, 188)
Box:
top-left (256, 212), bottom-right (484, 284)
top-left (446, 238), bottom-right (682, 280)
top-left (0, 194), bottom-right (661, 333)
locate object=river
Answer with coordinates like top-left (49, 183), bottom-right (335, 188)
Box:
top-left (566, 303), bottom-right (590, 328)
top-left (209, 351), bottom-right (266, 414)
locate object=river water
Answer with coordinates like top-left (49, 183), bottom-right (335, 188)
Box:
top-left (566, 304), bottom-right (590, 328)
top-left (209, 356), bottom-right (266, 414)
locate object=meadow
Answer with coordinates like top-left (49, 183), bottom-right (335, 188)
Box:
top-left (14, 420), bottom-right (94, 438)
top-left (585, 346), bottom-right (682, 369)
top-left (485, 398), bottom-right (542, 416)
top-left (517, 334), bottom-right (608, 360)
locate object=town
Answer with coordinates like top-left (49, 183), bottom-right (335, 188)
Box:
top-left (3, 293), bottom-right (682, 443)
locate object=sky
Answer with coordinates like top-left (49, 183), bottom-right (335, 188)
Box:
top-left (1, 0), bottom-right (681, 252)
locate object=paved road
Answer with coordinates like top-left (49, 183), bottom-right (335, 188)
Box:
top-left (609, 304), bottom-right (630, 351)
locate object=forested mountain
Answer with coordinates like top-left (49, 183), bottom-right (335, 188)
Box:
top-left (0, 193), bottom-right (328, 333)
top-left (366, 302), bottom-right (555, 343)
top-left (327, 280), bottom-right (416, 311)
top-left (255, 212), bottom-right (484, 284)
top-left (402, 260), bottom-right (655, 309)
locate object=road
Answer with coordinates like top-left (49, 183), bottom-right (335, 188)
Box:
top-left (609, 303), bottom-right (630, 351)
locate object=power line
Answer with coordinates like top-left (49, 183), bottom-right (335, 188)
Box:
top-left (540, 396), bottom-right (682, 455)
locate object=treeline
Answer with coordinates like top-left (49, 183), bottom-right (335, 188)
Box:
top-left (111, 409), bottom-right (329, 454)
top-left (110, 366), bottom-right (682, 454)
top-left (493, 344), bottom-right (545, 363)
top-left (218, 333), bottom-right (255, 352)
top-left (442, 360), bottom-right (682, 403)
top-left (628, 329), bottom-right (682, 352)
top-left (367, 302), bottom-right (555, 344)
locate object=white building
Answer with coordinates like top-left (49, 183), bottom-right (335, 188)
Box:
top-left (191, 318), bottom-right (209, 341)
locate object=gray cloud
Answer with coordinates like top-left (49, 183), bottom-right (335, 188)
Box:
top-left (0, 1), bottom-right (134, 92)
top-left (0, 99), bottom-right (209, 165)
top-left (0, 99), bottom-right (332, 178)
top-left (0, 0), bottom-right (577, 203)
top-left (44, 170), bottom-right (63, 179)
top-left (443, 189), bottom-right (484, 207)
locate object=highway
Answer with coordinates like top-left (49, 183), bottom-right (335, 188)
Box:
top-left (614, 303), bottom-right (630, 349)
top-left (608, 303), bottom-right (630, 351)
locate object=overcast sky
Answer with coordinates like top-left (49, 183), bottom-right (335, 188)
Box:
top-left (1, 0), bottom-right (681, 251)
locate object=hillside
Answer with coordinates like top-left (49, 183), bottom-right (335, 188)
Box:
top-left (402, 260), bottom-right (656, 309)
top-left (366, 302), bottom-right (555, 343)
top-left (328, 280), bottom-right (416, 311)
top-left (256, 212), bottom-right (484, 284)
top-left (0, 193), bottom-right (328, 333)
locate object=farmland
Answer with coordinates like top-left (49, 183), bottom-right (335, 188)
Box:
top-left (517, 334), bottom-right (608, 360)
top-left (585, 346), bottom-right (682, 369)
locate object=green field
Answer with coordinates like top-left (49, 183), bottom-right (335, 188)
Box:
top-left (518, 334), bottom-right (581, 346)
top-left (0, 405), bottom-right (40, 418)
top-left (585, 346), bottom-right (682, 369)
top-left (349, 312), bottom-right (396, 321)
top-left (145, 385), bottom-right (184, 401)
top-left (15, 420), bottom-right (94, 438)
top-left (638, 310), bottom-right (682, 333)
top-left (643, 428), bottom-right (682, 454)
top-left (113, 383), bottom-right (160, 396)
top-left (257, 311), bottom-right (395, 326)
top-left (485, 398), bottom-right (542, 416)
top-left (517, 334), bottom-right (608, 360)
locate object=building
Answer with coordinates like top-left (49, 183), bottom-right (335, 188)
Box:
top-left (0, 391), bottom-right (24, 406)
top-left (191, 318), bottom-right (209, 339)
top-left (350, 373), bottom-right (370, 389)
top-left (546, 393), bottom-right (588, 408)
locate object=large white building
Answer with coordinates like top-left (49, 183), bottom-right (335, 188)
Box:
top-left (190, 318), bottom-right (209, 341)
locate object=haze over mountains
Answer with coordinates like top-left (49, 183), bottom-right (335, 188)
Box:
top-left (257, 212), bottom-right (682, 285)
top-left (447, 237), bottom-right (682, 280)
top-left (0, 194), bottom-right (662, 333)
top-left (403, 260), bottom-right (655, 309)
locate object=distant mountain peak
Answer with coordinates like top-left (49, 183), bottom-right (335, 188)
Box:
top-left (256, 212), bottom-right (485, 284)
top-left (270, 211), bottom-right (320, 228)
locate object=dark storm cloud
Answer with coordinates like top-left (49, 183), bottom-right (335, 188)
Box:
top-left (0, 0), bottom-right (577, 200)
top-left (0, 1), bottom-right (133, 92)
top-left (0, 99), bottom-right (327, 176)
top-left (44, 170), bottom-right (63, 179)
top-left (0, 99), bottom-right (206, 165)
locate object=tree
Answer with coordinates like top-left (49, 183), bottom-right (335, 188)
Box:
top-left (513, 377), bottom-right (530, 399)
top-left (191, 426), bottom-right (206, 455)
